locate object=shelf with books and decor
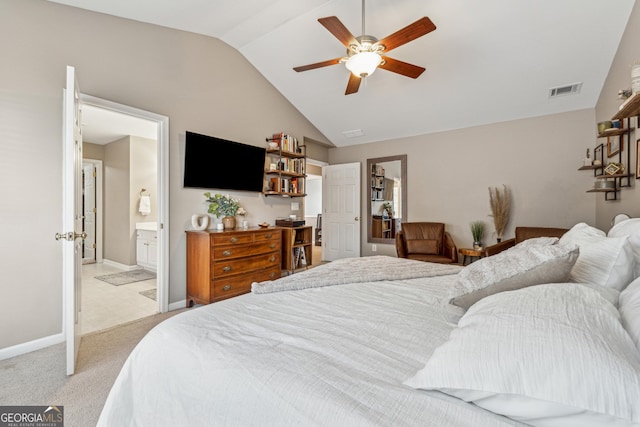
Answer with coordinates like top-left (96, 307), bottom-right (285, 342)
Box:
top-left (579, 117), bottom-right (634, 201)
top-left (264, 132), bottom-right (307, 198)
top-left (279, 225), bottom-right (313, 274)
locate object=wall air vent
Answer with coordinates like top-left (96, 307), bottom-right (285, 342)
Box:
top-left (342, 129), bottom-right (364, 138)
top-left (549, 82), bottom-right (582, 98)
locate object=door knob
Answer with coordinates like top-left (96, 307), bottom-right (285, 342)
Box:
top-left (355, 216), bottom-right (360, 221)
top-left (75, 232), bottom-right (87, 240)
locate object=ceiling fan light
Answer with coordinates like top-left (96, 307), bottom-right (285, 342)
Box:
top-left (345, 52), bottom-right (382, 77)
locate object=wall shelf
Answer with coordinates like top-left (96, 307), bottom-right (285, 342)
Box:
top-left (612, 92), bottom-right (640, 120)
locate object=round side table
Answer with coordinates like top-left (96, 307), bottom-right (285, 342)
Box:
top-left (458, 247), bottom-right (484, 265)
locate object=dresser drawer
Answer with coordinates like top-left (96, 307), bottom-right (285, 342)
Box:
top-left (254, 230), bottom-right (280, 242)
top-left (212, 266), bottom-right (280, 301)
top-left (212, 252), bottom-right (280, 277)
top-left (211, 233), bottom-right (254, 246)
top-left (212, 240), bottom-right (280, 260)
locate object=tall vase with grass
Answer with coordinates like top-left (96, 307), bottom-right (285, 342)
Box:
top-left (470, 221), bottom-right (485, 250)
top-left (489, 185), bottom-right (510, 243)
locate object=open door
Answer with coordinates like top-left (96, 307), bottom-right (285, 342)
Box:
top-left (322, 162), bottom-right (361, 261)
top-left (57, 65), bottom-right (84, 375)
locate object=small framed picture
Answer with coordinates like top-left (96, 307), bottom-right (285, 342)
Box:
top-left (604, 162), bottom-right (621, 175)
top-left (636, 139), bottom-right (640, 179)
top-left (607, 135), bottom-right (623, 158)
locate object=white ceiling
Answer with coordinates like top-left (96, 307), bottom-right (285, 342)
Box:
top-left (51, 0), bottom-right (635, 147)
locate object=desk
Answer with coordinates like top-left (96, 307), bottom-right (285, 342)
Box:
top-left (459, 247), bottom-right (483, 265)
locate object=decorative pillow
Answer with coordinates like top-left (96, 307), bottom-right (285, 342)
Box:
top-left (559, 222), bottom-right (633, 291)
top-left (619, 276), bottom-right (640, 352)
top-left (608, 218), bottom-right (640, 280)
top-left (406, 284), bottom-right (640, 427)
top-left (406, 239), bottom-right (439, 255)
top-left (449, 241), bottom-right (578, 309)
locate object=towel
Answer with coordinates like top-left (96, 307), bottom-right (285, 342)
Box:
top-left (139, 195), bottom-right (151, 216)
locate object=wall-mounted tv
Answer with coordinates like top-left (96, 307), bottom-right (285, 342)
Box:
top-left (183, 131), bottom-right (266, 192)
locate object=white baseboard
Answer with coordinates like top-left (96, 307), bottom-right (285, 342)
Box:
top-left (168, 300), bottom-right (186, 311)
top-left (0, 332), bottom-right (64, 361)
top-left (102, 259), bottom-right (140, 271)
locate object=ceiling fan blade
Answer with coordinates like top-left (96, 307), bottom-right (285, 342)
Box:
top-left (345, 73), bottom-right (361, 95)
top-left (379, 56), bottom-right (425, 79)
top-left (318, 16), bottom-right (358, 48)
top-left (293, 58), bottom-right (343, 72)
top-left (377, 17), bottom-right (436, 53)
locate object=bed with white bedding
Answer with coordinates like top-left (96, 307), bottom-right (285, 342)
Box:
top-left (98, 222), bottom-right (640, 427)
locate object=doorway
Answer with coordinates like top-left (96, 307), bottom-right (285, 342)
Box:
top-left (79, 95), bottom-right (169, 334)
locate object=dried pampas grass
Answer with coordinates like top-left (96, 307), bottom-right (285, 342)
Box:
top-left (489, 185), bottom-right (510, 241)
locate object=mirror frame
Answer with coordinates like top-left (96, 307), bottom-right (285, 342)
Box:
top-left (367, 154), bottom-right (407, 244)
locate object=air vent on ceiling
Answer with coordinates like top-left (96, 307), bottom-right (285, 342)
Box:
top-left (342, 129), bottom-right (364, 138)
top-left (549, 82), bottom-right (582, 98)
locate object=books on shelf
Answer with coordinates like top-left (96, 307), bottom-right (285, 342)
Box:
top-left (292, 246), bottom-right (307, 270)
top-left (267, 132), bottom-right (301, 154)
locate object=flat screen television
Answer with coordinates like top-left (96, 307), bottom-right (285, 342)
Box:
top-left (183, 131), bottom-right (266, 192)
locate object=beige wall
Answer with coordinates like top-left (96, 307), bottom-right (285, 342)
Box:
top-left (330, 109), bottom-right (597, 258)
top-left (104, 137), bottom-right (132, 265)
top-left (0, 0), bottom-right (329, 351)
top-left (595, 1), bottom-right (640, 231)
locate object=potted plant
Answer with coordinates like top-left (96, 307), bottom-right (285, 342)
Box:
top-left (382, 201), bottom-right (394, 218)
top-left (470, 221), bottom-right (485, 250)
top-left (204, 192), bottom-right (241, 229)
top-left (488, 185), bottom-right (510, 243)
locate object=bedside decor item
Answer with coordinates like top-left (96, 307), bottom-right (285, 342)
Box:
top-left (488, 185), bottom-right (510, 243)
top-left (204, 192), bottom-right (242, 229)
top-left (258, 222), bottom-right (270, 228)
top-left (604, 162), bottom-right (621, 175)
top-left (470, 221), bottom-right (485, 250)
top-left (191, 214), bottom-right (209, 231)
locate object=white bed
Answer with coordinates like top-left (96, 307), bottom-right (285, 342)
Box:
top-left (98, 222), bottom-right (640, 427)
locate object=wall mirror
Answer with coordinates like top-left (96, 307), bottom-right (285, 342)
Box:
top-left (367, 155), bottom-right (407, 244)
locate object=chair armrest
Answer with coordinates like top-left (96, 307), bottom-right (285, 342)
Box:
top-left (484, 238), bottom-right (515, 257)
top-left (396, 230), bottom-right (407, 258)
top-left (443, 232), bottom-right (457, 262)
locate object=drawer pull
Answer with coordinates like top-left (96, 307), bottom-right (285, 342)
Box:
top-left (222, 284), bottom-right (232, 291)
top-left (269, 255), bottom-right (276, 263)
top-left (269, 272), bottom-right (277, 279)
top-left (269, 244), bottom-right (276, 249)
top-left (222, 266), bottom-right (232, 272)
top-left (265, 233), bottom-right (272, 239)
top-left (229, 237), bottom-right (238, 243)
top-left (222, 250), bottom-right (233, 256)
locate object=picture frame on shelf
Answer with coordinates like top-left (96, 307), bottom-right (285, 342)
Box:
top-left (636, 139), bottom-right (640, 180)
top-left (607, 135), bottom-right (623, 158)
top-left (604, 162), bottom-right (621, 175)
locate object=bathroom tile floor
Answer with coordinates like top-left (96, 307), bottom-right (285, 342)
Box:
top-left (81, 263), bottom-right (157, 335)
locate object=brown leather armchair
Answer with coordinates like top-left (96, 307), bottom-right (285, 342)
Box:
top-left (484, 226), bottom-right (568, 257)
top-left (396, 222), bottom-right (458, 264)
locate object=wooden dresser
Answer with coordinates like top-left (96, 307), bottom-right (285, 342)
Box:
top-left (186, 228), bottom-right (282, 306)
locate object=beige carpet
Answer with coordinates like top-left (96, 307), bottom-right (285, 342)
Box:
top-left (0, 309), bottom-right (185, 427)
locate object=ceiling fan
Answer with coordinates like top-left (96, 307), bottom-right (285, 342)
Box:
top-left (293, 0), bottom-right (436, 95)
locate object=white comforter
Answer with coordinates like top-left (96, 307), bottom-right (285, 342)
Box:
top-left (98, 261), bottom-right (525, 426)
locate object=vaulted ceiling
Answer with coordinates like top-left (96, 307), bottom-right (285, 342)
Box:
top-left (50, 0), bottom-right (635, 147)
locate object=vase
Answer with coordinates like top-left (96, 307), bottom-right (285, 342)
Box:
top-left (191, 214), bottom-right (209, 231)
top-left (473, 241), bottom-right (483, 250)
top-left (222, 216), bottom-right (236, 230)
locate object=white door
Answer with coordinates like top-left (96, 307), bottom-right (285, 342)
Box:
top-left (322, 162), bottom-right (361, 261)
top-left (82, 162), bottom-right (96, 264)
top-left (60, 65), bottom-right (84, 375)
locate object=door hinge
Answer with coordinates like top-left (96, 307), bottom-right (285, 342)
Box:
top-left (92, 243), bottom-right (96, 249)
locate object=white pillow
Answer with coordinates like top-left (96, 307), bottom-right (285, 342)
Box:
top-left (449, 241), bottom-right (578, 309)
top-left (608, 218), bottom-right (640, 279)
top-left (559, 222), bottom-right (633, 291)
top-left (619, 276), bottom-right (640, 352)
top-left (406, 284), bottom-right (640, 427)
